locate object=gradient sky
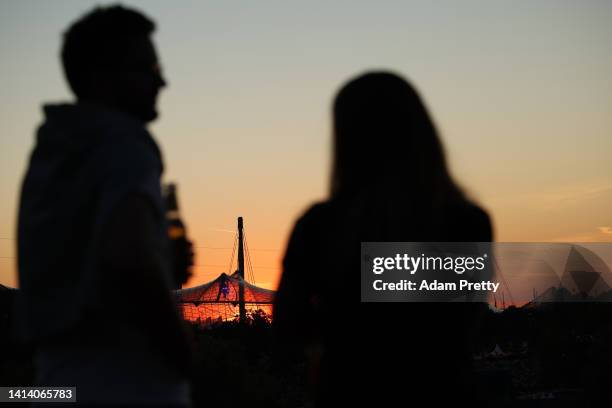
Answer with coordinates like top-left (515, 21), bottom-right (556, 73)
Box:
top-left (1, 0), bottom-right (611, 289)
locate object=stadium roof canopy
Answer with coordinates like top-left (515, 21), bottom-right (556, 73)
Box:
top-left (174, 272), bottom-right (275, 325)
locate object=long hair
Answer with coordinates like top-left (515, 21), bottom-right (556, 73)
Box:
top-left (330, 71), bottom-right (466, 238)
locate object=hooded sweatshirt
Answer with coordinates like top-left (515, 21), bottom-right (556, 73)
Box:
top-left (16, 103), bottom-right (190, 405)
top-left (17, 102), bottom-right (171, 339)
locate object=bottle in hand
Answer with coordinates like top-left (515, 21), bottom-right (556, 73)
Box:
top-left (164, 183), bottom-right (194, 289)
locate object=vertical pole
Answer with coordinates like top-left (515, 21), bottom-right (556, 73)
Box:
top-left (238, 217), bottom-right (246, 324)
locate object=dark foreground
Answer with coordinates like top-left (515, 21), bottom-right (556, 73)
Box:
top-left (2, 290), bottom-right (612, 407)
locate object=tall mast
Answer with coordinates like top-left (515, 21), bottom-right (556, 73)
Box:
top-left (237, 217), bottom-right (246, 324)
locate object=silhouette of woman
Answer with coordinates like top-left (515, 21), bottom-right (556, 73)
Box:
top-left (274, 72), bottom-right (492, 407)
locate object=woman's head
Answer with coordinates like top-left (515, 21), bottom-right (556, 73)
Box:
top-left (330, 71), bottom-right (462, 208)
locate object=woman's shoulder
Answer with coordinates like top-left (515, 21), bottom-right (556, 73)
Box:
top-left (294, 198), bottom-right (358, 230)
top-left (449, 200), bottom-right (490, 220)
top-left (299, 200), bottom-right (334, 221)
top-left (445, 200), bottom-right (494, 241)
top-left (292, 201), bottom-right (335, 234)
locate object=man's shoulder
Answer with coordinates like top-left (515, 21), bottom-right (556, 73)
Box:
top-left (94, 124), bottom-right (163, 175)
top-left (37, 103), bottom-right (163, 173)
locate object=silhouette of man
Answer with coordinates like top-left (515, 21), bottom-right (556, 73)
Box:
top-left (17, 5), bottom-right (193, 406)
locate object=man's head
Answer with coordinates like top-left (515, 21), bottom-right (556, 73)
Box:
top-left (61, 5), bottom-right (166, 122)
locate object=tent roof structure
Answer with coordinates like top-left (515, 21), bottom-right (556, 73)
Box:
top-left (173, 217), bottom-right (276, 326)
top-left (174, 272), bottom-right (275, 305)
top-left (173, 272), bottom-right (275, 325)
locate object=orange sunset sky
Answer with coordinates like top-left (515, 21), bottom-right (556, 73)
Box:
top-left (1, 1), bottom-right (611, 290)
